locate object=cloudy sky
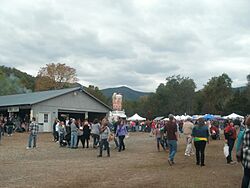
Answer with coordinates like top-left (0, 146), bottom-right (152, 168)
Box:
top-left (0, 0), bottom-right (250, 92)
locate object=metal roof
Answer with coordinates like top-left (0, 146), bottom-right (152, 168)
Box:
top-left (0, 87), bottom-right (112, 110)
top-left (0, 87), bottom-right (80, 107)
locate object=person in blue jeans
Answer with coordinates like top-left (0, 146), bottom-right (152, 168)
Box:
top-left (27, 117), bottom-right (39, 149)
top-left (70, 119), bottom-right (78, 149)
top-left (164, 114), bottom-right (178, 165)
top-left (98, 118), bottom-right (111, 157)
top-left (116, 120), bottom-right (128, 152)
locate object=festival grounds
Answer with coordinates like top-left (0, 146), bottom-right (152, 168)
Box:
top-left (0, 132), bottom-right (242, 188)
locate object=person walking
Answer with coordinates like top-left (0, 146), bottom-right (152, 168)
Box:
top-left (82, 120), bottom-right (90, 148)
top-left (91, 119), bottom-right (100, 148)
top-left (58, 121), bottom-right (66, 147)
top-left (70, 118), bottom-right (78, 149)
top-left (26, 117), bottom-right (39, 149)
top-left (240, 116), bottom-right (250, 188)
top-left (112, 119), bottom-right (120, 149)
top-left (183, 118), bottom-right (194, 156)
top-left (192, 118), bottom-right (209, 166)
top-left (97, 118), bottom-right (110, 157)
top-left (154, 123), bottom-right (165, 152)
top-left (224, 121), bottom-right (237, 164)
top-left (165, 114), bottom-right (178, 165)
top-left (116, 120), bottom-right (128, 152)
top-left (76, 121), bottom-right (84, 148)
top-left (6, 118), bottom-right (14, 136)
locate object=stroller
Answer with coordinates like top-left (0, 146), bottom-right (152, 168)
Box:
top-left (210, 126), bottom-right (220, 140)
top-left (60, 132), bottom-right (71, 147)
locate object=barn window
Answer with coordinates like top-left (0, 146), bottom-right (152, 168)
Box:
top-left (44, 114), bottom-right (48, 123)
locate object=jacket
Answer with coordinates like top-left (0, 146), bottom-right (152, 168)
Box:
top-left (242, 129), bottom-right (250, 168)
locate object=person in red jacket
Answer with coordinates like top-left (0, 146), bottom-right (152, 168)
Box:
top-left (210, 124), bottom-right (219, 140)
top-left (224, 121), bottom-right (237, 164)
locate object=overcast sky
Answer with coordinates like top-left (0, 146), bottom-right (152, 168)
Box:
top-left (0, 0), bottom-right (250, 92)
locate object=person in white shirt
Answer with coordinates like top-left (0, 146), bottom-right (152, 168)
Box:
top-left (183, 118), bottom-right (195, 156)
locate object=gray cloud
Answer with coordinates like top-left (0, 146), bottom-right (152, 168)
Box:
top-left (0, 0), bottom-right (250, 92)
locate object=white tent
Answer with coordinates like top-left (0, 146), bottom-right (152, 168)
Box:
top-left (127, 113), bottom-right (146, 121)
top-left (224, 113), bottom-right (244, 120)
top-left (174, 115), bottom-right (192, 121)
top-left (154, 116), bottom-right (164, 121)
top-left (174, 115), bottom-right (181, 120)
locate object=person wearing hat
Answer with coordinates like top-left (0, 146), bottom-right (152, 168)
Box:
top-left (164, 114), bottom-right (178, 165)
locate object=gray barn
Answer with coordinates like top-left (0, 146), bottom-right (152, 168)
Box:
top-left (0, 87), bottom-right (111, 132)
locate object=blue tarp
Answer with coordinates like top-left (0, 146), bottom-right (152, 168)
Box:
top-left (203, 114), bottom-right (215, 120)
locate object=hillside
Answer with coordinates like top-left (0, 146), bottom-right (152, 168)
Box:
top-left (0, 66), bottom-right (35, 95)
top-left (101, 86), bottom-right (151, 101)
top-left (232, 86), bottom-right (247, 93)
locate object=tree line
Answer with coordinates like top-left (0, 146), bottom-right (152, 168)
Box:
top-left (124, 74), bottom-right (250, 118)
top-left (0, 64), bottom-right (249, 118)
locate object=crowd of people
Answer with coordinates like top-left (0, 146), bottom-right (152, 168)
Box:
top-left (0, 114), bottom-right (29, 144)
top-left (1, 113), bottom-right (249, 187)
top-left (50, 117), bottom-right (129, 157)
top-left (152, 115), bottom-right (250, 188)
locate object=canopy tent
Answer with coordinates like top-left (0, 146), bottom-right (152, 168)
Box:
top-left (203, 114), bottom-right (215, 120)
top-left (174, 115), bottom-right (192, 121)
top-left (154, 116), bottom-right (164, 121)
top-left (192, 115), bottom-right (202, 120)
top-left (224, 113), bottom-right (244, 120)
top-left (127, 113), bottom-right (146, 121)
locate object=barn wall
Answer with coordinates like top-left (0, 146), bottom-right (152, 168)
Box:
top-left (31, 90), bottom-right (110, 132)
top-left (36, 90), bottom-right (110, 113)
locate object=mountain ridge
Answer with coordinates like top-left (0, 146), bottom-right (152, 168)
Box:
top-left (101, 86), bottom-right (151, 101)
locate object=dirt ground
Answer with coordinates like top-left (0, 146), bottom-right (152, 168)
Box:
top-left (0, 132), bottom-right (243, 188)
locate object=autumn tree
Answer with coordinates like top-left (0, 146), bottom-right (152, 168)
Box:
top-left (35, 63), bottom-right (78, 91)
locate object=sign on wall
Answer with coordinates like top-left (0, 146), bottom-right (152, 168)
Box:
top-left (7, 107), bottom-right (19, 112)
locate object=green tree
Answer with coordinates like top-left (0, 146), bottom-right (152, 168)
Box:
top-left (157, 75), bottom-right (196, 115)
top-left (0, 66), bottom-right (35, 92)
top-left (136, 75), bottom-right (196, 118)
top-left (0, 70), bottom-right (31, 95)
top-left (247, 74), bottom-right (250, 86)
top-left (225, 90), bottom-right (249, 115)
top-left (201, 73), bottom-right (232, 115)
top-left (85, 85), bottom-right (109, 105)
